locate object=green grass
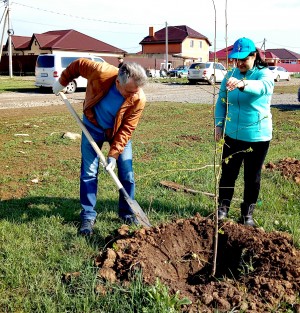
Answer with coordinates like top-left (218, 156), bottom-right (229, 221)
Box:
top-left (0, 79), bottom-right (299, 312)
top-left (274, 83), bottom-right (299, 94)
top-left (0, 76), bottom-right (37, 93)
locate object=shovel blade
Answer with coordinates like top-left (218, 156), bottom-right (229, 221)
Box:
top-left (126, 198), bottom-right (151, 227)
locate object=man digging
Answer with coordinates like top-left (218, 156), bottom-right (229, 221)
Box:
top-left (53, 60), bottom-right (147, 235)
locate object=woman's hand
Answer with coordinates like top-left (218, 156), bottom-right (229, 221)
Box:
top-left (226, 77), bottom-right (246, 91)
top-left (215, 126), bottom-right (223, 142)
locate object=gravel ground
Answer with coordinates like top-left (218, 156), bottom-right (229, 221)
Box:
top-left (0, 79), bottom-right (299, 109)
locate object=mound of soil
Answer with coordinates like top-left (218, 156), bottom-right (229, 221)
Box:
top-left (265, 157), bottom-right (300, 184)
top-left (95, 215), bottom-right (300, 312)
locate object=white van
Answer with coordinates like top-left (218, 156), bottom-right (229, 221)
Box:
top-left (35, 52), bottom-right (105, 93)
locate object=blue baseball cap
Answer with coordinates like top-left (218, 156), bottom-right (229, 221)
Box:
top-left (229, 37), bottom-right (256, 59)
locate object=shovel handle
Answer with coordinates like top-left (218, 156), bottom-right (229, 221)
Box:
top-left (58, 92), bottom-right (123, 190)
top-left (59, 92), bottom-right (151, 227)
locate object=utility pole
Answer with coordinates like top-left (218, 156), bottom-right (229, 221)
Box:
top-left (0, 0), bottom-right (13, 77)
top-left (261, 38), bottom-right (266, 61)
top-left (165, 21), bottom-right (168, 72)
top-left (0, 3), bottom-right (8, 62)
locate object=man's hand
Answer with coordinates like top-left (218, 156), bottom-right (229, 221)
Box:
top-left (52, 81), bottom-right (67, 95)
top-left (106, 157), bottom-right (117, 171)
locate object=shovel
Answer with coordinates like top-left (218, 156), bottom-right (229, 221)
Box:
top-left (59, 92), bottom-right (151, 227)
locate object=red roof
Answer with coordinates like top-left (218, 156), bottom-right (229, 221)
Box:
top-left (210, 45), bottom-right (265, 60)
top-left (266, 48), bottom-right (300, 60)
top-left (35, 29), bottom-right (125, 53)
top-left (7, 29), bottom-right (125, 54)
top-left (10, 35), bottom-right (31, 49)
top-left (140, 25), bottom-right (211, 46)
top-left (210, 45), bottom-right (234, 59)
top-left (264, 51), bottom-right (279, 59)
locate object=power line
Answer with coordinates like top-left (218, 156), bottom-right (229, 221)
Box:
top-left (265, 40), bottom-right (300, 50)
top-left (11, 2), bottom-right (163, 27)
top-left (13, 18), bottom-right (146, 35)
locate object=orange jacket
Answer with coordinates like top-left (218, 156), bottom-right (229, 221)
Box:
top-left (59, 59), bottom-right (146, 159)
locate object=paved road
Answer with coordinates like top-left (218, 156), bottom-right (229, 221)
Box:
top-left (0, 81), bottom-right (299, 109)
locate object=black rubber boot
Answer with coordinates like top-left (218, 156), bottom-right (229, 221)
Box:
top-left (217, 205), bottom-right (229, 221)
top-left (240, 203), bottom-right (256, 227)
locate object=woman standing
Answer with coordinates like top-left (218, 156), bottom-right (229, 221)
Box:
top-left (215, 37), bottom-right (274, 226)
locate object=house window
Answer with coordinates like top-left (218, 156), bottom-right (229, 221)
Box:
top-left (190, 40), bottom-right (194, 48)
top-left (199, 41), bottom-right (202, 49)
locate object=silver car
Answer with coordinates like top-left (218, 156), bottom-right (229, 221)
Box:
top-left (187, 62), bottom-right (227, 85)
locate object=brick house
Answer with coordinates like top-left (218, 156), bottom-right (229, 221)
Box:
top-left (209, 45), bottom-right (300, 73)
top-left (2, 29), bottom-right (125, 57)
top-left (0, 29), bottom-right (126, 75)
top-left (265, 49), bottom-right (300, 64)
top-left (1, 25), bottom-right (212, 75)
top-left (139, 25), bottom-right (212, 67)
top-left (209, 45), bottom-right (266, 67)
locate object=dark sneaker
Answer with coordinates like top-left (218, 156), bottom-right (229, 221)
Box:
top-left (79, 219), bottom-right (95, 236)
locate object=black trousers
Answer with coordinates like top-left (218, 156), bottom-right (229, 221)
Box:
top-left (218, 136), bottom-right (270, 207)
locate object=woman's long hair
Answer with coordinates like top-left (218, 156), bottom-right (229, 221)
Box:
top-left (250, 50), bottom-right (268, 69)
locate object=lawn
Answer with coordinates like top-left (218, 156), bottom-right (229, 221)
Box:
top-left (0, 79), bottom-right (299, 312)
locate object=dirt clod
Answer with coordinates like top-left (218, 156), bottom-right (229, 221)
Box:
top-left (95, 214), bottom-right (300, 312)
top-left (265, 157), bottom-right (300, 184)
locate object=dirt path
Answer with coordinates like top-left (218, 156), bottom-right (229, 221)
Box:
top-left (0, 79), bottom-right (299, 109)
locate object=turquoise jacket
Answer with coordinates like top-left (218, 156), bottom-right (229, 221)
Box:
top-left (215, 66), bottom-right (274, 142)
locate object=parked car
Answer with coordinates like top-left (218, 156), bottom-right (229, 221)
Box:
top-left (268, 66), bottom-right (290, 82)
top-left (187, 62), bottom-right (227, 84)
top-left (168, 65), bottom-right (189, 78)
top-left (35, 53), bottom-right (104, 93)
top-left (298, 86), bottom-right (300, 102)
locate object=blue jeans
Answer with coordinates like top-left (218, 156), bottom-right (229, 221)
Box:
top-left (79, 124), bottom-right (135, 221)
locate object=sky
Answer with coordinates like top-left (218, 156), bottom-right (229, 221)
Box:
top-left (1, 0), bottom-right (300, 54)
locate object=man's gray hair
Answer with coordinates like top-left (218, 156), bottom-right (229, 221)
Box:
top-left (118, 62), bottom-right (147, 87)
